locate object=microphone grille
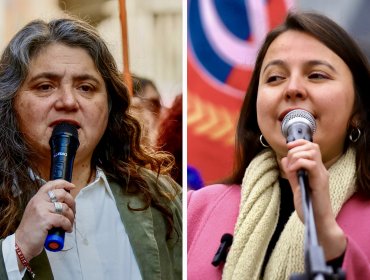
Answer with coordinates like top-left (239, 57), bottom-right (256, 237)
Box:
top-left (281, 109), bottom-right (316, 137)
top-left (52, 122), bottom-right (79, 139)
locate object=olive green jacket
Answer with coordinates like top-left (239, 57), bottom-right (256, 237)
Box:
top-left (0, 172), bottom-right (182, 280)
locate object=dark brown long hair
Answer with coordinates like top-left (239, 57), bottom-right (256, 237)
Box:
top-left (0, 17), bottom-right (180, 239)
top-left (225, 11), bottom-right (370, 196)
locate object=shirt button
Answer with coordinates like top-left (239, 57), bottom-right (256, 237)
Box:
top-left (83, 238), bottom-right (89, 245)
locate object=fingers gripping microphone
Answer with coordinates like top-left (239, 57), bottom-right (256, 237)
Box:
top-left (281, 109), bottom-right (316, 143)
top-left (44, 122), bottom-right (79, 252)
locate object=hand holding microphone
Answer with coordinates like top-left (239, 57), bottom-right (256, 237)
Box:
top-left (280, 109), bottom-right (331, 221)
top-left (44, 122), bottom-right (79, 251)
top-left (280, 109), bottom-right (346, 263)
top-left (281, 113), bottom-right (347, 278)
top-left (15, 123), bottom-right (79, 262)
top-left (15, 180), bottom-right (76, 262)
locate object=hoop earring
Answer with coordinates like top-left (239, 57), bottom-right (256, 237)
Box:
top-left (349, 127), bottom-right (361, 143)
top-left (259, 134), bottom-right (270, 148)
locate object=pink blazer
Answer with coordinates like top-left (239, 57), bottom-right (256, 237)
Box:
top-left (187, 184), bottom-right (370, 280)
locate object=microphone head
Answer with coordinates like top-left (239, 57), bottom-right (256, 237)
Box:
top-left (281, 109), bottom-right (316, 138)
top-left (49, 122), bottom-right (80, 155)
top-left (51, 122), bottom-right (79, 140)
top-left (220, 233), bottom-right (233, 245)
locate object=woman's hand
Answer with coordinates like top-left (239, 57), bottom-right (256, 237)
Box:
top-left (280, 139), bottom-right (347, 261)
top-left (15, 180), bottom-right (76, 263)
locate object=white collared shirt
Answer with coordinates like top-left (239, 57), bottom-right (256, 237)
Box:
top-left (2, 169), bottom-right (142, 280)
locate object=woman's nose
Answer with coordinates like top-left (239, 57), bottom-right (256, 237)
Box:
top-left (284, 77), bottom-right (307, 101)
top-left (54, 88), bottom-right (79, 110)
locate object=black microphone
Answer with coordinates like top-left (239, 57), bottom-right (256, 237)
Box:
top-left (281, 109), bottom-right (316, 143)
top-left (44, 122), bottom-right (79, 252)
top-left (212, 233), bottom-right (233, 267)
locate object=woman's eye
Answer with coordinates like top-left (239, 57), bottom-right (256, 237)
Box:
top-left (37, 84), bottom-right (53, 91)
top-left (79, 85), bottom-right (93, 92)
top-left (309, 72), bottom-right (328, 80)
top-left (266, 75), bottom-right (284, 83)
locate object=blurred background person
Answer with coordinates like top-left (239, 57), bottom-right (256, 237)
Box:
top-left (131, 75), bottom-right (163, 147)
top-left (157, 94), bottom-right (183, 186)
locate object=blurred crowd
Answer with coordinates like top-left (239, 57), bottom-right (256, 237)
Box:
top-left (130, 75), bottom-right (183, 186)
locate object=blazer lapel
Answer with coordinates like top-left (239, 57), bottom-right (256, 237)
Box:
top-left (110, 182), bottom-right (162, 280)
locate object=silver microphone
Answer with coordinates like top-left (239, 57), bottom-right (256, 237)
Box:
top-left (281, 109), bottom-right (316, 143)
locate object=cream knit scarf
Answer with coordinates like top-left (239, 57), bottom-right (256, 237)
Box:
top-left (223, 147), bottom-right (356, 280)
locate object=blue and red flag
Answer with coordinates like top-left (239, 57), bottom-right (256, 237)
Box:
top-left (188, 0), bottom-right (294, 185)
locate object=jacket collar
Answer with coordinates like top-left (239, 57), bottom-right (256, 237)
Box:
top-left (109, 181), bottom-right (162, 279)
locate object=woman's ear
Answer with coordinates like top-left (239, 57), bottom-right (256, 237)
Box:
top-left (349, 112), bottom-right (361, 128)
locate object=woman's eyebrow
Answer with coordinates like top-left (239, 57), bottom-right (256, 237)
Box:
top-left (262, 59), bottom-right (337, 73)
top-left (306, 60), bottom-right (337, 73)
top-left (27, 72), bottom-right (102, 84)
top-left (262, 59), bottom-right (285, 73)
